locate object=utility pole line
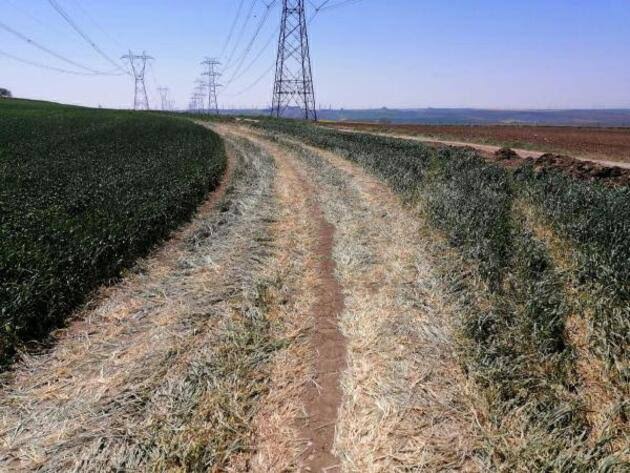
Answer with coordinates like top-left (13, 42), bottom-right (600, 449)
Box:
top-left (121, 51), bottom-right (153, 110)
top-left (201, 57), bottom-right (222, 115)
top-left (272, 0), bottom-right (317, 120)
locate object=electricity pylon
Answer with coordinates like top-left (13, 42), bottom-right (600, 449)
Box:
top-left (191, 82), bottom-right (206, 114)
top-left (121, 51), bottom-right (153, 110)
top-left (194, 93), bottom-right (205, 113)
top-left (201, 57), bottom-right (222, 115)
top-left (194, 80), bottom-right (206, 112)
top-left (157, 87), bottom-right (170, 111)
top-left (272, 0), bottom-right (317, 120)
top-left (188, 95), bottom-right (198, 112)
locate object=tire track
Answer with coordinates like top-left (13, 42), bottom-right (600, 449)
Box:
top-left (216, 125), bottom-right (346, 472)
top-left (1, 121), bottom-right (484, 472)
top-left (285, 158), bottom-right (346, 473)
top-left (248, 126), bottom-right (485, 472)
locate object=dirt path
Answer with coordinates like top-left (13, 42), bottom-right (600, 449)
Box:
top-left (219, 126), bottom-right (346, 472)
top-left (276, 154), bottom-right (346, 473)
top-left (331, 126), bottom-right (630, 170)
top-left (0, 123), bottom-right (485, 472)
top-left (236, 126), bottom-right (484, 471)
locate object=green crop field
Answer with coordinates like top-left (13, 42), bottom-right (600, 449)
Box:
top-left (252, 118), bottom-right (629, 471)
top-left (0, 99), bottom-right (225, 363)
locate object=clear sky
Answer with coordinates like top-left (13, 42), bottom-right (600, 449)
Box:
top-left (1, 0), bottom-right (629, 110)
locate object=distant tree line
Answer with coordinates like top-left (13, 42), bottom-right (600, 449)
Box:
top-left (0, 88), bottom-right (12, 98)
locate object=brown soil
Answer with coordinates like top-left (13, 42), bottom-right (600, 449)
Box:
top-left (494, 147), bottom-right (520, 160)
top-left (522, 153), bottom-right (630, 186)
top-left (301, 202), bottom-right (346, 472)
top-left (325, 122), bottom-right (630, 164)
top-left (261, 138), bottom-right (346, 472)
top-left (265, 146), bottom-right (346, 473)
top-left (222, 128), bottom-right (347, 472)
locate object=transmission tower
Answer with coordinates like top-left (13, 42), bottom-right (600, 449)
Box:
top-left (190, 81), bottom-right (207, 114)
top-left (272, 0), bottom-right (317, 120)
top-left (157, 87), bottom-right (170, 111)
top-left (188, 95), bottom-right (198, 112)
top-left (201, 57), bottom-right (222, 115)
top-left (121, 50), bottom-right (153, 110)
top-left (194, 93), bottom-right (205, 113)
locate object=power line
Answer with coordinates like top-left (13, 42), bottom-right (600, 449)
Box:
top-left (0, 20), bottom-right (121, 75)
top-left (46, 0), bottom-right (129, 75)
top-left (0, 47), bottom-right (104, 76)
top-left (316, 0), bottom-right (365, 13)
top-left (3, 0), bottom-right (75, 39)
top-left (223, 26), bottom-right (278, 91)
top-left (223, 0), bottom-right (259, 70)
top-left (157, 86), bottom-right (171, 111)
top-left (66, 0), bottom-right (126, 50)
top-left (221, 0), bottom-right (246, 57)
top-left (147, 61), bottom-right (166, 110)
top-left (224, 1), bottom-right (277, 88)
top-left (307, 0), bottom-right (366, 18)
top-left (201, 58), bottom-right (222, 114)
top-left (189, 80), bottom-right (207, 113)
top-left (224, 0), bottom-right (349, 98)
top-left (227, 61), bottom-right (275, 97)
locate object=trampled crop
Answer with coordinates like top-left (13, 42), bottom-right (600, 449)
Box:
top-left (0, 100), bottom-right (225, 363)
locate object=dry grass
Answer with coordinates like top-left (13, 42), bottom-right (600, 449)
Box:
top-left (214, 125), bottom-right (322, 472)
top-left (269, 135), bottom-right (484, 472)
top-left (0, 136), bottom-right (281, 471)
top-left (221, 126), bottom-right (352, 472)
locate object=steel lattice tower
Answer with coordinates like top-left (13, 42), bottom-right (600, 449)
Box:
top-left (192, 81), bottom-right (206, 114)
top-left (272, 0), bottom-right (317, 120)
top-left (201, 58), bottom-right (222, 115)
top-left (157, 87), bottom-right (170, 111)
top-left (121, 50), bottom-right (153, 110)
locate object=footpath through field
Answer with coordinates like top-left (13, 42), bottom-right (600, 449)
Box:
top-left (0, 123), bottom-right (482, 472)
top-left (214, 125), bottom-right (483, 471)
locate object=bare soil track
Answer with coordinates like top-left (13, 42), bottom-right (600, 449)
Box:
top-left (221, 127), bottom-right (347, 472)
top-left (0, 123), bottom-right (483, 472)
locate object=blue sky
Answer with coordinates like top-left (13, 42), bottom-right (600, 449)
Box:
top-left (1, 0), bottom-right (629, 109)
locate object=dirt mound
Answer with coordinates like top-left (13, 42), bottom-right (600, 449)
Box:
top-left (526, 153), bottom-right (630, 187)
top-left (495, 147), bottom-right (520, 160)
